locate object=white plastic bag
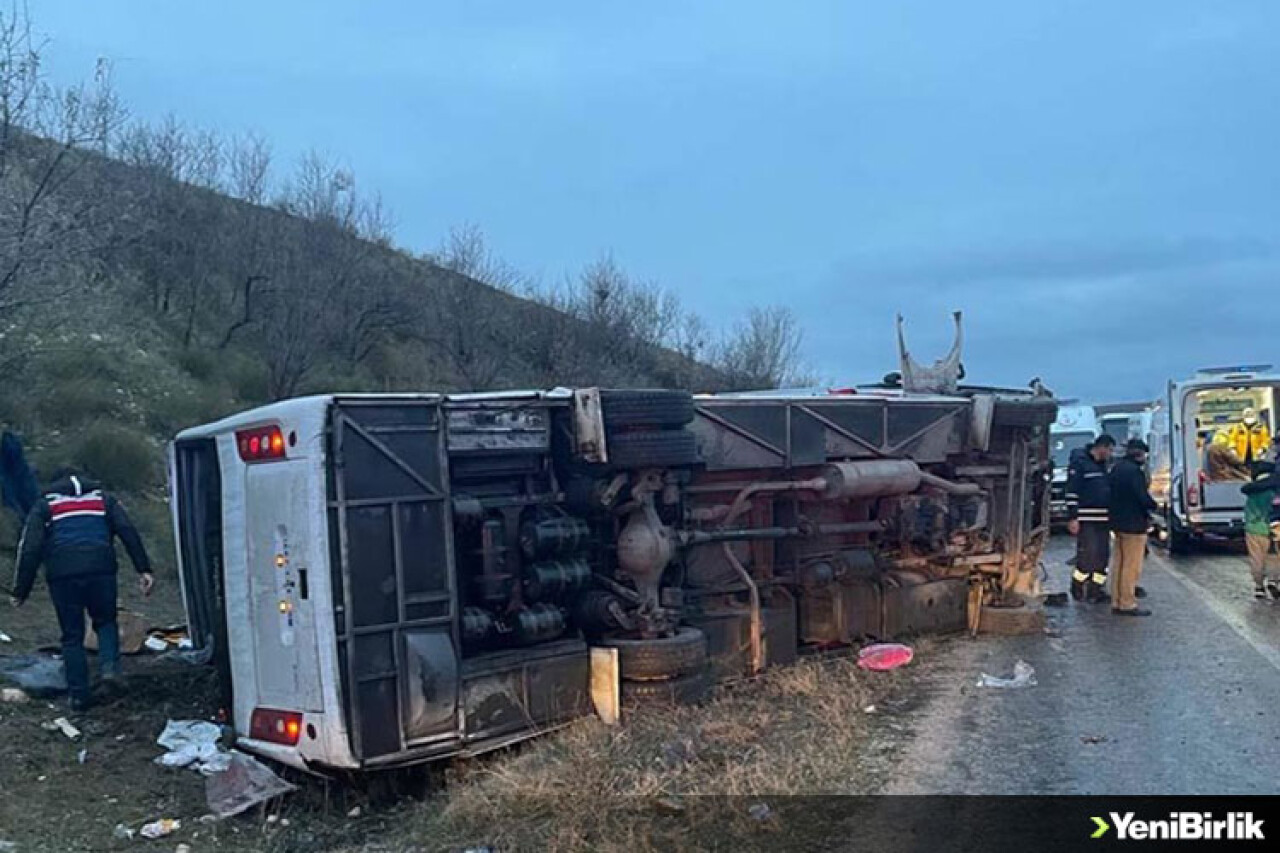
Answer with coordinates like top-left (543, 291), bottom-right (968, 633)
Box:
top-left (977, 659), bottom-right (1037, 689)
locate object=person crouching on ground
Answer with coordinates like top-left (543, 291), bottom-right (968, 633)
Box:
top-left (1108, 439), bottom-right (1157, 617)
top-left (9, 469), bottom-right (155, 712)
top-left (1241, 462), bottom-right (1280, 600)
top-left (1067, 434), bottom-right (1116, 603)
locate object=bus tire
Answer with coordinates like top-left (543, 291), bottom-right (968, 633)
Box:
top-left (605, 429), bottom-right (699, 469)
top-left (621, 670), bottom-right (712, 710)
top-left (602, 627), bottom-right (708, 681)
top-left (600, 390), bottom-right (696, 429)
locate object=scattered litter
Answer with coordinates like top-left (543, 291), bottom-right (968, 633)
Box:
top-left (0, 840), bottom-right (15, 852)
top-left (1, 687), bottom-right (28, 703)
top-left (42, 717), bottom-right (81, 739)
top-left (176, 845), bottom-right (192, 853)
top-left (112, 824), bottom-right (135, 840)
top-left (266, 814), bottom-right (279, 825)
top-left (36, 775), bottom-right (45, 782)
top-left (1043, 592), bottom-right (1069, 608)
top-left (0, 654), bottom-right (67, 696)
top-left (77, 748), bottom-right (88, 764)
top-left (463, 847), bottom-right (494, 853)
top-left (748, 802), bottom-right (774, 822)
top-left (976, 659), bottom-right (1037, 689)
top-left (347, 806), bottom-right (362, 819)
top-left (281, 818), bottom-right (290, 828)
top-left (139, 819), bottom-right (180, 840)
top-left (857, 643), bottom-right (914, 671)
top-left (862, 704), bottom-right (877, 714)
top-left (178, 637), bottom-right (193, 650)
top-left (155, 720), bottom-right (224, 771)
top-left (1080, 734), bottom-right (1109, 745)
top-left (144, 636), bottom-right (170, 653)
top-left (653, 797), bottom-right (684, 815)
top-left (197, 814), bottom-right (219, 825)
top-left (0, 630), bottom-right (12, 642)
top-left (205, 752), bottom-right (296, 818)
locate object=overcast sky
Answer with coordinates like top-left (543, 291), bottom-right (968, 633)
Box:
top-left (37, 0), bottom-right (1280, 402)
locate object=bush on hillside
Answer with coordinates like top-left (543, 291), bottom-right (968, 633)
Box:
top-left (176, 347), bottom-right (220, 382)
top-left (224, 356), bottom-right (270, 405)
top-left (71, 422), bottom-right (160, 493)
top-left (35, 380), bottom-right (127, 428)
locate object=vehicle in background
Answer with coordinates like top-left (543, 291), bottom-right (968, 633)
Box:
top-left (1095, 401), bottom-right (1151, 444)
top-left (169, 380), bottom-right (1056, 773)
top-left (1148, 365), bottom-right (1279, 553)
top-left (1049, 403), bottom-right (1100, 525)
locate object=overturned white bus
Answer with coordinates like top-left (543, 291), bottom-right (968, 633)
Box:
top-left (169, 384), bottom-right (1056, 772)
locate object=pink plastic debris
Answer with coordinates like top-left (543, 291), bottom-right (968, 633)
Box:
top-left (856, 643), bottom-right (914, 671)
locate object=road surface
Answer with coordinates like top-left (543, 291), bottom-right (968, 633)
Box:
top-left (882, 535), bottom-right (1280, 794)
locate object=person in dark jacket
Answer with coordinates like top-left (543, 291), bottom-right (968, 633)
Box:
top-left (1067, 434), bottom-right (1115, 602)
top-left (9, 470), bottom-right (154, 711)
top-left (1109, 439), bottom-right (1158, 616)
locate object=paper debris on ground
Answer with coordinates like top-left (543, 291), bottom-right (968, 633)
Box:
top-left (42, 717), bottom-right (81, 739)
top-left (976, 659), bottom-right (1037, 689)
top-left (205, 752), bottom-right (296, 818)
top-left (1, 687), bottom-right (28, 703)
top-left (144, 636), bottom-right (170, 652)
top-left (155, 719), bottom-right (225, 771)
top-left (112, 823), bottom-right (135, 840)
top-left (0, 630), bottom-right (12, 642)
top-left (139, 818), bottom-right (180, 839)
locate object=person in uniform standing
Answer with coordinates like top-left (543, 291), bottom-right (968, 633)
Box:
top-left (1067, 434), bottom-right (1116, 603)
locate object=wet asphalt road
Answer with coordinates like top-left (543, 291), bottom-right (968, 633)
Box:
top-left (884, 535), bottom-right (1280, 794)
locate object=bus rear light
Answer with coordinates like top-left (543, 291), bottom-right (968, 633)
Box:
top-left (236, 426), bottom-right (287, 463)
top-left (250, 708), bottom-right (303, 746)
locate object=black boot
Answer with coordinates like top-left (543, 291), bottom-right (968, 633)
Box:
top-left (1070, 578), bottom-right (1086, 601)
top-left (1086, 581), bottom-right (1111, 605)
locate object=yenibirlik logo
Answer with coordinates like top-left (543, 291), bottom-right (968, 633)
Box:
top-left (1091, 812), bottom-right (1265, 842)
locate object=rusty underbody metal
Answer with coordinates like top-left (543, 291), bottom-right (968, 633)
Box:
top-left (677, 386), bottom-right (1056, 672)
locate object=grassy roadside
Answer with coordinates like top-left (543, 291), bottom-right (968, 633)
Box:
top-left (0, 638), bottom-right (938, 852)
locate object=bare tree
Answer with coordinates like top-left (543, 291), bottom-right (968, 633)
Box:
top-left (433, 223), bottom-right (523, 292)
top-left (228, 132), bottom-right (272, 204)
top-left (0, 6), bottom-right (124, 317)
top-left (713, 305), bottom-right (810, 390)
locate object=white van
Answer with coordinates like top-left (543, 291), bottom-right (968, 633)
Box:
top-left (1147, 365), bottom-right (1279, 552)
top-left (1049, 403), bottom-right (1100, 524)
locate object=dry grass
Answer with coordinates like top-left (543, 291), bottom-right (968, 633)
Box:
top-left (384, 652), bottom-right (920, 853)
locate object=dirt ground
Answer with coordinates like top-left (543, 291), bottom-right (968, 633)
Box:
top-left (0, 593), bottom-right (942, 853)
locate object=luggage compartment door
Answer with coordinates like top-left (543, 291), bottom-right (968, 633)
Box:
top-left (330, 399), bottom-right (459, 760)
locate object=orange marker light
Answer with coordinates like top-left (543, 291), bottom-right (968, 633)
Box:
top-left (285, 719), bottom-right (300, 740)
top-left (275, 554), bottom-right (286, 568)
top-left (270, 431), bottom-right (285, 454)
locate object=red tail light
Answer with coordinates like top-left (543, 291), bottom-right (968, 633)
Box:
top-left (250, 708), bottom-right (303, 746)
top-left (237, 426), bottom-right (287, 463)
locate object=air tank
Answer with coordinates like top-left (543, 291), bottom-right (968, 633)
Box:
top-left (523, 558), bottom-right (592, 603)
top-left (520, 516), bottom-right (590, 560)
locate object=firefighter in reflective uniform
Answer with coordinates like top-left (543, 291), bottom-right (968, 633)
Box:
top-left (10, 470), bottom-right (154, 712)
top-left (1066, 434), bottom-right (1116, 603)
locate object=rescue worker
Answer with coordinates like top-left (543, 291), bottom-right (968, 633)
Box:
top-left (9, 470), bottom-right (154, 712)
top-left (1228, 408), bottom-right (1271, 465)
top-left (1241, 462), bottom-right (1280, 600)
top-left (1108, 439), bottom-right (1157, 617)
top-left (1067, 434), bottom-right (1116, 603)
